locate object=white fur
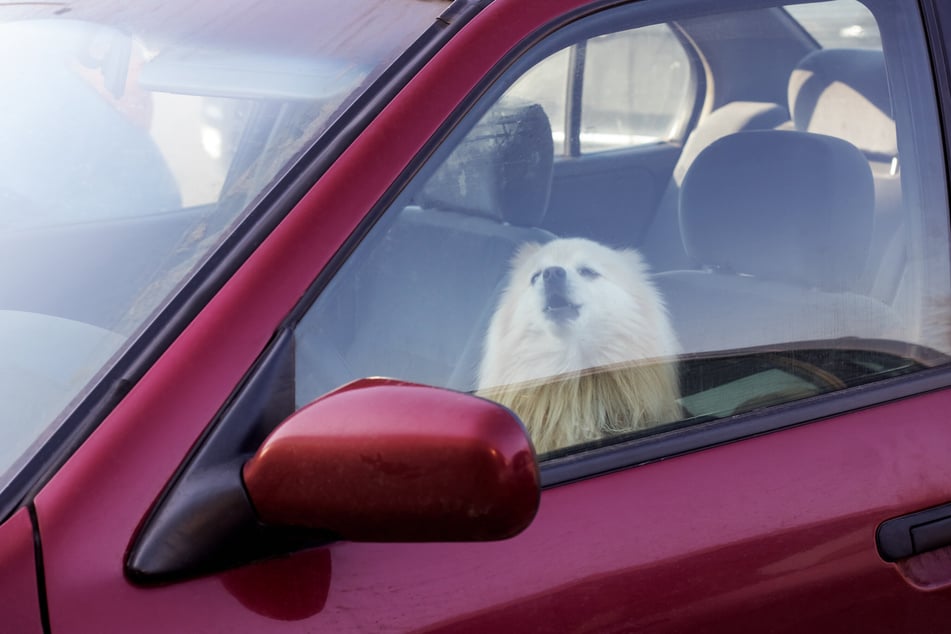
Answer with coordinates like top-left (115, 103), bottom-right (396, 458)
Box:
top-left (478, 238), bottom-right (681, 453)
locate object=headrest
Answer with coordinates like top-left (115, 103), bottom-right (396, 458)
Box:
top-left (679, 130), bottom-right (874, 291)
top-left (788, 48), bottom-right (896, 159)
top-left (417, 99), bottom-right (553, 227)
top-left (672, 101), bottom-right (790, 185)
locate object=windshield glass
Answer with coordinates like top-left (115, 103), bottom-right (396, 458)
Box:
top-left (0, 0), bottom-right (445, 487)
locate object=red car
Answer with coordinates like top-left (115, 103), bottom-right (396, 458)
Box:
top-left (2, 0), bottom-right (951, 631)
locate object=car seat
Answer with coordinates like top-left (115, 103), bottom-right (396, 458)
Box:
top-left (295, 101), bottom-right (556, 400)
top-left (639, 101), bottom-right (790, 272)
top-left (787, 48), bottom-right (903, 304)
top-left (653, 129), bottom-right (902, 354)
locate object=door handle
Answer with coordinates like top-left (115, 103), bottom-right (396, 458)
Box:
top-left (877, 502), bottom-right (951, 562)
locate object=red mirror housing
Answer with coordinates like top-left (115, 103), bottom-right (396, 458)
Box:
top-left (242, 378), bottom-right (540, 542)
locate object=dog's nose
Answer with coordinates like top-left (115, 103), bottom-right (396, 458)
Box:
top-left (542, 266), bottom-right (566, 281)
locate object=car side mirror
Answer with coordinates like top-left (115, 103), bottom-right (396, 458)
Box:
top-left (127, 369), bottom-right (539, 586)
top-left (243, 378), bottom-right (540, 542)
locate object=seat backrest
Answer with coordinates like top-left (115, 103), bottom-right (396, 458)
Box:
top-left (788, 48), bottom-right (895, 163)
top-left (295, 101), bottom-right (556, 398)
top-left (788, 48), bottom-right (904, 302)
top-left (654, 129), bottom-right (901, 353)
top-left (640, 101), bottom-right (790, 272)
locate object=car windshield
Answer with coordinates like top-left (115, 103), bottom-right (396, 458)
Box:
top-left (0, 0), bottom-right (445, 487)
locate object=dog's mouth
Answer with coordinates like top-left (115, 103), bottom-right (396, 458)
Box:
top-left (544, 291), bottom-right (581, 323)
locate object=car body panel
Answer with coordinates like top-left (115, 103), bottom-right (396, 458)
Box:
top-left (38, 378), bottom-right (951, 631)
top-left (422, 389), bottom-right (951, 632)
top-left (0, 508), bottom-right (43, 634)
top-left (13, 0), bottom-right (951, 631)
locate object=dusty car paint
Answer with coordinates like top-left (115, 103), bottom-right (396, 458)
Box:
top-left (0, 0), bottom-right (949, 631)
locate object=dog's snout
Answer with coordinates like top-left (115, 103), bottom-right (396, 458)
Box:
top-left (541, 265), bottom-right (577, 321)
top-left (543, 266), bottom-right (568, 296)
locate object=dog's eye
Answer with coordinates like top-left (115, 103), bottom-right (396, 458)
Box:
top-left (578, 266), bottom-right (600, 279)
top-left (530, 271), bottom-right (540, 285)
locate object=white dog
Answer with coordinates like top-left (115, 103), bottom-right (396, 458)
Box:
top-left (477, 238), bottom-right (681, 453)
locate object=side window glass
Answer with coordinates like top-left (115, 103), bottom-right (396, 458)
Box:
top-left (507, 48), bottom-right (571, 155)
top-left (294, 0), bottom-right (951, 458)
top-left (580, 24), bottom-right (693, 152)
top-left (785, 0), bottom-right (882, 49)
top-left (506, 23), bottom-right (695, 155)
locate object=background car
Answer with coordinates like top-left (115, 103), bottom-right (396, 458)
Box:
top-left (2, 0), bottom-right (951, 631)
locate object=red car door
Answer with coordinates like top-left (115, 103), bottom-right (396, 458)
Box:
top-left (26, 0), bottom-right (951, 632)
top-left (0, 509), bottom-right (43, 634)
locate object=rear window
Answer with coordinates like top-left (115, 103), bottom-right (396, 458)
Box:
top-left (785, 0), bottom-right (881, 49)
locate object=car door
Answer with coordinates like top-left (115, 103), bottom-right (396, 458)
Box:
top-left (27, 1), bottom-right (951, 633)
top-left (283, 1), bottom-right (951, 630)
top-left (0, 508), bottom-right (43, 633)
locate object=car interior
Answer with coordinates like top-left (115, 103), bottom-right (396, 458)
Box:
top-left (294, 1), bottom-right (945, 434)
top-left (295, 99), bottom-right (559, 397)
top-left (0, 1), bottom-right (942, 447)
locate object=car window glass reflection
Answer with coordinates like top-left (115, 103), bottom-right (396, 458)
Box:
top-left (0, 0), bottom-right (445, 493)
top-left (294, 0), bottom-right (951, 457)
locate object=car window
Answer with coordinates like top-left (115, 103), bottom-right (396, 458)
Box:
top-left (0, 0), bottom-right (445, 492)
top-left (506, 23), bottom-right (696, 155)
top-left (785, 0), bottom-right (882, 49)
top-left (293, 0), bottom-right (951, 458)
